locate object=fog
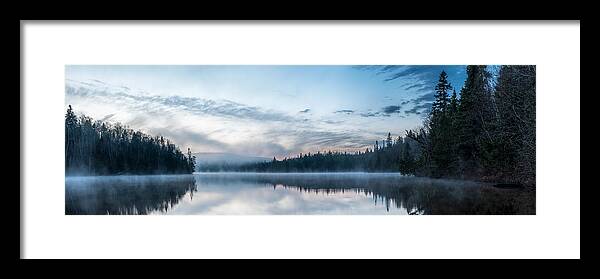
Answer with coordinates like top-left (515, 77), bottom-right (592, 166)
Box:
top-left (65, 172), bottom-right (534, 215)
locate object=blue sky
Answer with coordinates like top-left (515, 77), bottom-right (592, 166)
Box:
top-left (65, 65), bottom-right (467, 158)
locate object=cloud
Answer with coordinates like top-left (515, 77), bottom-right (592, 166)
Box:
top-left (150, 127), bottom-right (225, 151)
top-left (360, 112), bottom-right (389, 118)
top-left (334, 109), bottom-right (354, 114)
top-left (382, 105), bottom-right (401, 114)
top-left (376, 66), bottom-right (403, 75)
top-left (404, 83), bottom-right (426, 90)
top-left (322, 120), bottom-right (344, 124)
top-left (267, 130), bottom-right (373, 153)
top-left (127, 115), bottom-right (151, 127)
top-left (414, 92), bottom-right (435, 103)
top-left (404, 102), bottom-right (432, 116)
top-left (381, 66), bottom-right (441, 82)
top-left (66, 80), bottom-right (296, 123)
top-left (299, 108), bottom-right (310, 113)
top-left (355, 66), bottom-right (467, 98)
top-left (150, 127), bottom-right (292, 157)
top-left (100, 113), bottom-right (116, 122)
top-left (343, 106), bottom-right (407, 118)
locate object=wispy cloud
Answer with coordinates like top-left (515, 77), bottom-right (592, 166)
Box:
top-left (334, 109), bottom-right (354, 114)
top-left (322, 119), bottom-right (344, 124)
top-left (100, 113), bottom-right (116, 122)
top-left (379, 66), bottom-right (441, 82)
top-left (151, 127), bottom-right (292, 157)
top-left (413, 92), bottom-right (435, 103)
top-left (404, 102), bottom-right (432, 115)
top-left (263, 129), bottom-right (373, 154)
top-left (360, 111), bottom-right (390, 118)
top-left (403, 83), bottom-right (426, 90)
top-left (66, 80), bottom-right (296, 123)
top-left (382, 105), bottom-right (402, 114)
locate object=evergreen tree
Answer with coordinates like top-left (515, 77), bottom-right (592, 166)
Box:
top-left (399, 139), bottom-right (415, 175)
top-left (427, 70), bottom-right (456, 177)
top-left (455, 65), bottom-right (494, 177)
top-left (65, 105), bottom-right (78, 171)
top-left (187, 148), bottom-right (196, 172)
top-left (494, 65), bottom-right (536, 185)
top-left (65, 106), bottom-right (195, 176)
top-left (449, 88), bottom-right (459, 117)
top-left (431, 70), bottom-right (452, 115)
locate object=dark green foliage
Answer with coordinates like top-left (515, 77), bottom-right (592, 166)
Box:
top-left (431, 70), bottom-right (452, 115)
top-left (65, 106), bottom-right (196, 176)
top-left (454, 65), bottom-right (496, 177)
top-left (407, 66), bottom-right (536, 186)
top-left (493, 65), bottom-right (536, 185)
top-left (231, 135), bottom-right (419, 174)
top-left (426, 70), bottom-right (459, 177)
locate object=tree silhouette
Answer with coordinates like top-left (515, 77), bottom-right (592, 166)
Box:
top-left (65, 106), bottom-right (196, 176)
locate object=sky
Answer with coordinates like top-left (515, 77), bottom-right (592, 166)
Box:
top-left (65, 65), bottom-right (467, 159)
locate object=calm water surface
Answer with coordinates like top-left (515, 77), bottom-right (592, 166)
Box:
top-left (65, 172), bottom-right (535, 215)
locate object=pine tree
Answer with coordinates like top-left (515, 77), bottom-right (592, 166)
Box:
top-left (187, 148), bottom-right (196, 172)
top-left (65, 105), bottom-right (79, 172)
top-left (449, 88), bottom-right (459, 117)
top-left (431, 70), bottom-right (452, 115)
top-left (455, 65), bottom-right (495, 178)
top-left (399, 139), bottom-right (415, 175)
top-left (426, 70), bottom-right (456, 177)
top-left (447, 88), bottom-right (460, 173)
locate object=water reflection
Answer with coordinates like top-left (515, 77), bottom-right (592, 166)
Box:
top-left (194, 173), bottom-right (535, 215)
top-left (65, 175), bottom-right (197, 215)
top-left (65, 173), bottom-right (535, 215)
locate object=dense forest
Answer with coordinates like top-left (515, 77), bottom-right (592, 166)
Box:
top-left (233, 65), bottom-right (536, 187)
top-left (232, 134), bottom-right (420, 173)
top-left (406, 65), bottom-right (536, 186)
top-left (65, 105), bottom-right (196, 176)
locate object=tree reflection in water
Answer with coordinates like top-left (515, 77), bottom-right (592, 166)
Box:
top-left (199, 173), bottom-right (535, 215)
top-left (66, 175), bottom-right (197, 215)
top-left (66, 173), bottom-right (535, 215)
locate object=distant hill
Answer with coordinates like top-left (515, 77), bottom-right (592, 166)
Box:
top-left (193, 152), bottom-right (269, 171)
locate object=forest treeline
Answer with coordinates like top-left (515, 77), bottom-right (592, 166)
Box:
top-left (407, 65), bottom-right (535, 186)
top-left (65, 105), bottom-right (196, 176)
top-left (232, 134), bottom-right (420, 173)
top-left (233, 65), bottom-right (535, 186)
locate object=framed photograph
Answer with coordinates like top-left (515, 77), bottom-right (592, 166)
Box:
top-left (21, 21), bottom-right (580, 259)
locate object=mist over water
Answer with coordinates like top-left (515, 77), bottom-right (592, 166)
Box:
top-left (65, 172), bottom-right (535, 215)
top-left (66, 175), bottom-right (197, 215)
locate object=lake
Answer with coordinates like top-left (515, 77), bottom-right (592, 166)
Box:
top-left (65, 172), bottom-right (535, 215)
